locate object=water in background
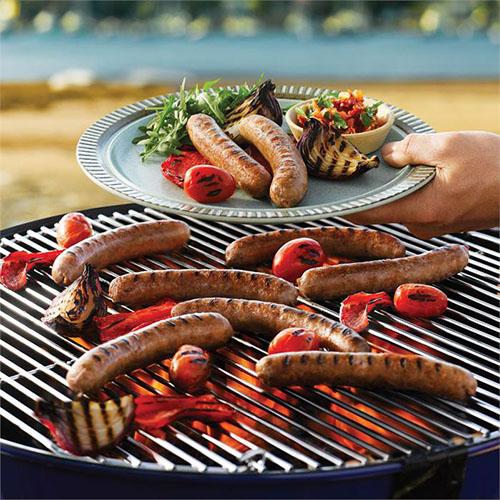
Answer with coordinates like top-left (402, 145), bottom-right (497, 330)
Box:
top-left (1, 31), bottom-right (497, 82)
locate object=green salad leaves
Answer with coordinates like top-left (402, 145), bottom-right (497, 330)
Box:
top-left (133, 78), bottom-right (263, 161)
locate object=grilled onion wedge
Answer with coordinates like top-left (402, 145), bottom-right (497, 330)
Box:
top-left (223, 80), bottom-right (282, 142)
top-left (43, 264), bottom-right (106, 336)
top-left (35, 396), bottom-right (135, 456)
top-left (297, 119), bottom-right (379, 180)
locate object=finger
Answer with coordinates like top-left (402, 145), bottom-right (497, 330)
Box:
top-left (405, 224), bottom-right (443, 240)
top-left (346, 184), bottom-right (433, 225)
top-left (382, 133), bottom-right (441, 168)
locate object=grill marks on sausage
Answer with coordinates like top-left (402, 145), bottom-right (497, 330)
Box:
top-left (239, 114), bottom-right (308, 208)
top-left (298, 245), bottom-right (469, 300)
top-left (225, 226), bottom-right (405, 268)
top-left (109, 269), bottom-right (298, 306)
top-left (256, 352), bottom-right (477, 401)
top-left (52, 220), bottom-right (190, 285)
top-left (187, 114), bottom-right (271, 199)
top-left (66, 313), bottom-right (233, 394)
top-left (171, 298), bottom-right (369, 353)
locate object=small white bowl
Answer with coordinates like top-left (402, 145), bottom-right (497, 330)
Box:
top-left (285, 97), bottom-right (394, 154)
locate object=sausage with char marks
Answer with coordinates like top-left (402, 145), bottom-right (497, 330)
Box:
top-left (239, 114), bottom-right (308, 208)
top-left (109, 269), bottom-right (298, 306)
top-left (225, 226), bottom-right (405, 268)
top-left (298, 245), bottom-right (468, 300)
top-left (172, 298), bottom-right (369, 353)
top-left (52, 221), bottom-right (190, 285)
top-left (66, 312), bottom-right (233, 394)
top-left (256, 352), bottom-right (477, 401)
top-left (187, 114), bottom-right (271, 199)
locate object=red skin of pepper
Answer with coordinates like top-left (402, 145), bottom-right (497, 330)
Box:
top-left (95, 298), bottom-right (177, 342)
top-left (340, 291), bottom-right (393, 333)
top-left (0, 250), bottom-right (63, 291)
top-left (134, 395), bottom-right (234, 429)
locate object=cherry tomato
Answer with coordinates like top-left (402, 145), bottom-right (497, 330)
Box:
top-left (170, 345), bottom-right (210, 393)
top-left (56, 212), bottom-right (93, 248)
top-left (268, 327), bottom-right (321, 355)
top-left (272, 238), bottom-right (326, 282)
top-left (394, 284), bottom-right (448, 318)
top-left (183, 165), bottom-right (236, 204)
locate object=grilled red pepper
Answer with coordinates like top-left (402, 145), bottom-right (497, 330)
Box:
top-left (95, 298), bottom-right (177, 342)
top-left (161, 148), bottom-right (210, 188)
top-left (0, 249), bottom-right (63, 291)
top-left (340, 291), bottom-right (392, 332)
top-left (394, 284), bottom-right (448, 318)
top-left (134, 394), bottom-right (235, 430)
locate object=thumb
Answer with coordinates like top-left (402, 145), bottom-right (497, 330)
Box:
top-left (382, 133), bottom-right (441, 168)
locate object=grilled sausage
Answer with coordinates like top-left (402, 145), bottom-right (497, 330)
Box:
top-left (187, 114), bottom-right (271, 198)
top-left (225, 226), bottom-right (405, 268)
top-left (256, 352), bottom-right (477, 402)
top-left (66, 313), bottom-right (233, 394)
top-left (52, 221), bottom-right (190, 286)
top-left (298, 245), bottom-right (468, 301)
top-left (172, 298), bottom-right (369, 353)
top-left (109, 269), bottom-right (298, 306)
top-left (239, 115), bottom-right (308, 208)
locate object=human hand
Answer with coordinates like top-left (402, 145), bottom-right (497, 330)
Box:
top-left (347, 131), bottom-right (500, 238)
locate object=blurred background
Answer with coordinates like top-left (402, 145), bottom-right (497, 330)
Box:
top-left (1, 0), bottom-right (499, 227)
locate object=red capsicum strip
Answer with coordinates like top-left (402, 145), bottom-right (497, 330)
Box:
top-left (0, 249), bottom-right (63, 291)
top-left (95, 299), bottom-right (177, 342)
top-left (340, 291), bottom-right (393, 333)
top-left (134, 395), bottom-right (235, 430)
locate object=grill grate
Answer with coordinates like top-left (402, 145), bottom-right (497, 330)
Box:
top-left (1, 204), bottom-right (499, 474)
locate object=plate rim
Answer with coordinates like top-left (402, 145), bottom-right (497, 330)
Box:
top-left (76, 84), bottom-right (435, 224)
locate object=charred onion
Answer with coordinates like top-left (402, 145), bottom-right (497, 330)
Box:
top-left (297, 119), bottom-right (379, 180)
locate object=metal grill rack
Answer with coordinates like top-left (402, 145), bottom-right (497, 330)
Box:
top-left (1, 204), bottom-right (499, 475)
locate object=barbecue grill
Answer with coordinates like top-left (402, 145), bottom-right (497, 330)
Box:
top-left (1, 203), bottom-right (498, 499)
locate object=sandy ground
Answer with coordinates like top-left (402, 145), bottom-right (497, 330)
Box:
top-left (1, 80), bottom-right (499, 228)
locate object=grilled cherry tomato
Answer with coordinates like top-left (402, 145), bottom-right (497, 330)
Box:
top-left (170, 345), bottom-right (210, 393)
top-left (394, 284), bottom-right (448, 318)
top-left (272, 238), bottom-right (326, 282)
top-left (268, 327), bottom-right (320, 355)
top-left (183, 165), bottom-right (236, 204)
top-left (56, 212), bottom-right (93, 248)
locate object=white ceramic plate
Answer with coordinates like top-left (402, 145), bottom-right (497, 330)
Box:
top-left (77, 85), bottom-right (435, 224)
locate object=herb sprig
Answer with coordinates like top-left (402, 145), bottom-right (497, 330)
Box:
top-left (133, 77), bottom-right (262, 161)
top-left (360, 100), bottom-right (382, 128)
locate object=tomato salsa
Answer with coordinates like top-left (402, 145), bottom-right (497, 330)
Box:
top-left (296, 89), bottom-right (385, 134)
